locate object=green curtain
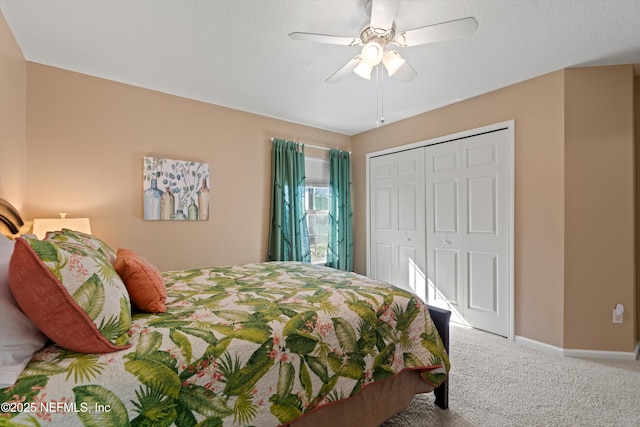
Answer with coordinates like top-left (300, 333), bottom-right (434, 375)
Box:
top-left (326, 149), bottom-right (353, 271)
top-left (267, 139), bottom-right (311, 262)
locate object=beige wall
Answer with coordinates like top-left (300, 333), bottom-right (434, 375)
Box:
top-left (0, 10), bottom-right (27, 216)
top-left (636, 74), bottom-right (640, 341)
top-left (24, 63), bottom-right (349, 271)
top-left (1, 12), bottom-right (637, 352)
top-left (563, 66), bottom-right (635, 351)
top-left (352, 71), bottom-right (567, 348)
top-left (352, 66), bottom-right (637, 352)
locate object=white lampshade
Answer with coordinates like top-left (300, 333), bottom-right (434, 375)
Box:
top-left (383, 50), bottom-right (406, 77)
top-left (32, 213), bottom-right (92, 239)
top-left (354, 61), bottom-right (373, 80)
top-left (360, 41), bottom-right (384, 66)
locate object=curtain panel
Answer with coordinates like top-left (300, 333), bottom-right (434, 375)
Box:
top-left (327, 149), bottom-right (354, 271)
top-left (267, 139), bottom-right (311, 262)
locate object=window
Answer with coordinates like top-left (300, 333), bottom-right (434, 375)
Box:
top-left (305, 186), bottom-right (329, 263)
top-left (305, 156), bottom-right (330, 264)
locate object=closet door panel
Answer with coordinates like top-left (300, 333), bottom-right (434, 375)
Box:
top-left (374, 243), bottom-right (393, 284)
top-left (369, 149), bottom-right (426, 299)
top-left (374, 187), bottom-right (392, 230)
top-left (460, 131), bottom-right (511, 336)
top-left (433, 248), bottom-right (460, 306)
top-left (433, 179), bottom-right (458, 233)
top-left (467, 175), bottom-right (497, 234)
top-left (467, 251), bottom-right (498, 313)
top-left (426, 141), bottom-right (463, 311)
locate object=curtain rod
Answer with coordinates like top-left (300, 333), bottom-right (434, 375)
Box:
top-left (269, 137), bottom-right (351, 154)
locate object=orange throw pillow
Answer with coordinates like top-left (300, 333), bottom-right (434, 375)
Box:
top-left (9, 237), bottom-right (132, 353)
top-left (115, 248), bottom-right (166, 313)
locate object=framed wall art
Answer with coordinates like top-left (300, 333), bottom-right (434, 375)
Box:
top-left (143, 156), bottom-right (210, 221)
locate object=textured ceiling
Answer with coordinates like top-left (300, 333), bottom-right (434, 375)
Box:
top-left (1, 0), bottom-right (639, 135)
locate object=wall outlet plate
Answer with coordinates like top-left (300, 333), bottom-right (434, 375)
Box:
top-left (613, 309), bottom-right (623, 324)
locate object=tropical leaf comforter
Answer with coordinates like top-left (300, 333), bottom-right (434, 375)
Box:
top-left (1, 261), bottom-right (449, 426)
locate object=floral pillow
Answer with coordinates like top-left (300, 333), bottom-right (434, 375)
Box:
top-left (9, 237), bottom-right (131, 353)
top-left (45, 229), bottom-right (117, 266)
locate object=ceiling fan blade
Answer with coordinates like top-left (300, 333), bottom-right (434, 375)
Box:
top-left (370, 0), bottom-right (398, 31)
top-left (393, 17), bottom-right (478, 47)
top-left (393, 60), bottom-right (417, 83)
top-left (326, 55), bottom-right (362, 83)
top-left (289, 32), bottom-right (362, 47)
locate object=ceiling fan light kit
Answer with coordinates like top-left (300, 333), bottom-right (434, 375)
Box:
top-left (382, 50), bottom-right (405, 76)
top-left (361, 40), bottom-right (384, 66)
top-left (289, 0), bottom-right (478, 123)
top-left (289, 0), bottom-right (477, 84)
top-left (354, 60), bottom-right (374, 80)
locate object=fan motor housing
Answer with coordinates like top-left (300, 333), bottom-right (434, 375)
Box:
top-left (360, 24), bottom-right (395, 46)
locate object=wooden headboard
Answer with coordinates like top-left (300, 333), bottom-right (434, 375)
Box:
top-left (0, 198), bottom-right (24, 235)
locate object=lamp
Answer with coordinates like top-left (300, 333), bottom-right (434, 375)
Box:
top-left (354, 60), bottom-right (374, 80)
top-left (360, 40), bottom-right (384, 66)
top-left (354, 41), bottom-right (385, 80)
top-left (382, 50), bottom-right (406, 76)
top-left (32, 213), bottom-right (92, 239)
top-left (355, 39), bottom-right (409, 79)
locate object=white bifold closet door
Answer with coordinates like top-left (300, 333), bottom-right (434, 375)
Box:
top-left (369, 126), bottom-right (512, 337)
top-left (369, 148), bottom-right (427, 300)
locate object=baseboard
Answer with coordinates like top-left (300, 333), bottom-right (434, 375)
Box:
top-left (563, 348), bottom-right (638, 360)
top-left (514, 335), bottom-right (565, 357)
top-left (514, 335), bottom-right (638, 360)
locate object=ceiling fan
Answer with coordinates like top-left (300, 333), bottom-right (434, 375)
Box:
top-left (289, 0), bottom-right (478, 83)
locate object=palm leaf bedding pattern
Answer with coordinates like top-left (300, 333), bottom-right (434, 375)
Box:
top-left (1, 262), bottom-right (449, 426)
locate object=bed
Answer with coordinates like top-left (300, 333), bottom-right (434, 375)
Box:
top-left (1, 200), bottom-right (450, 427)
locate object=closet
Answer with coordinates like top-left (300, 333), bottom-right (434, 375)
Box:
top-left (366, 122), bottom-right (514, 338)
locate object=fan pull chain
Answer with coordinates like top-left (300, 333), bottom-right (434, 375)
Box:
top-left (375, 65), bottom-right (379, 126)
top-left (376, 65), bottom-right (385, 127)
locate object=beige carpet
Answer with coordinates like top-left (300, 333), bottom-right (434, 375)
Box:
top-left (382, 324), bottom-right (640, 426)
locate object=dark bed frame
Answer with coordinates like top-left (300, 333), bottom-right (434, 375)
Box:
top-left (427, 305), bottom-right (451, 409)
top-left (0, 198), bottom-right (24, 235)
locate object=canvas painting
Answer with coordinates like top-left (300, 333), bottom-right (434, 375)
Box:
top-left (143, 156), bottom-right (210, 221)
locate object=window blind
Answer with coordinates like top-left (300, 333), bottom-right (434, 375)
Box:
top-left (305, 157), bottom-right (330, 187)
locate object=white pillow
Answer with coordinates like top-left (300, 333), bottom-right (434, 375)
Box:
top-left (0, 234), bottom-right (47, 389)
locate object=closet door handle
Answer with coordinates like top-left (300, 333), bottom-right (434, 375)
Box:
top-left (443, 239), bottom-right (451, 245)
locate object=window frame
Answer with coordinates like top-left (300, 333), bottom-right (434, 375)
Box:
top-left (304, 156), bottom-right (330, 265)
